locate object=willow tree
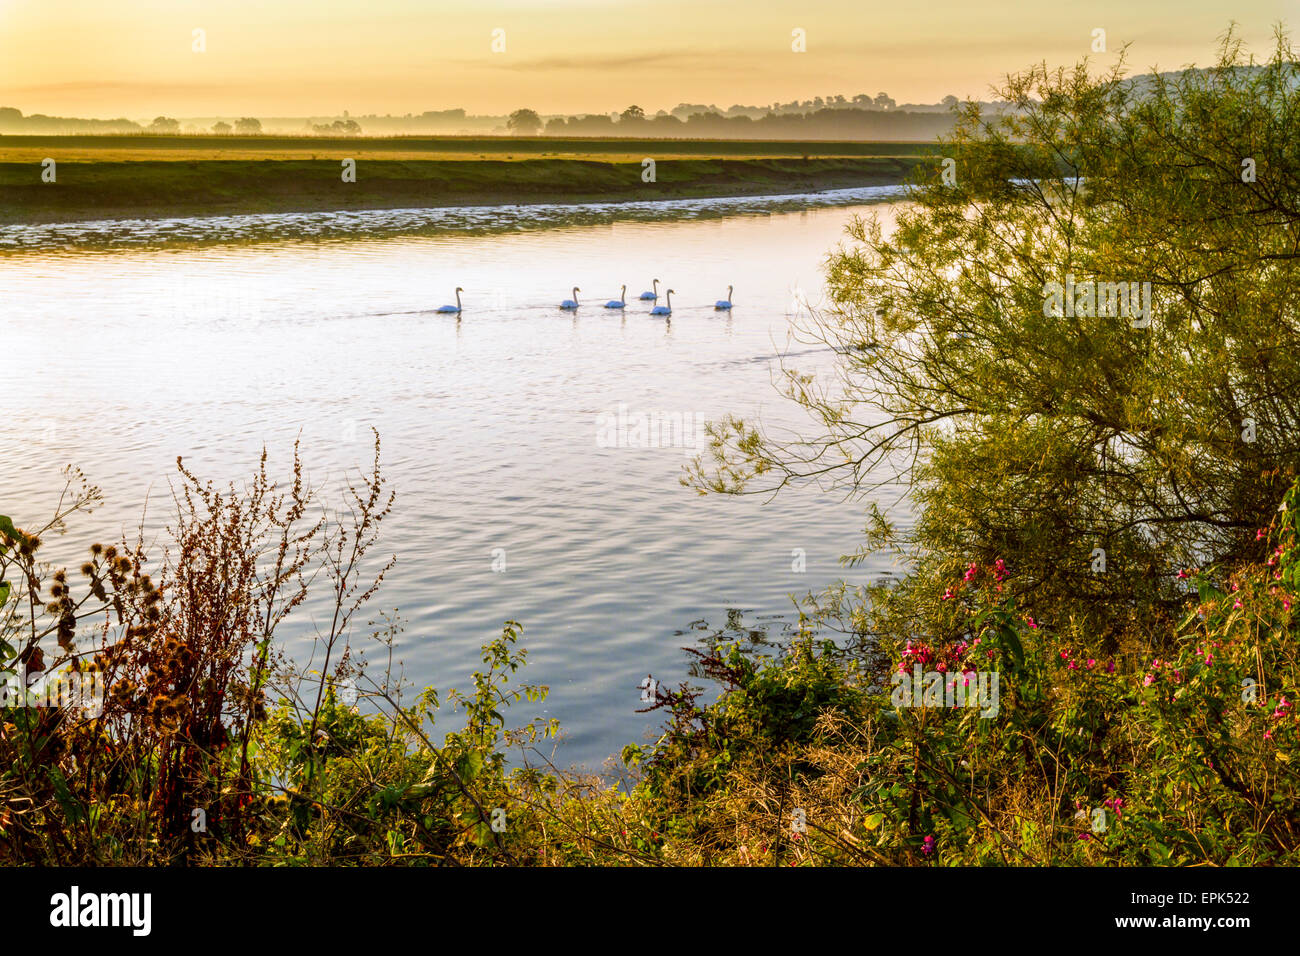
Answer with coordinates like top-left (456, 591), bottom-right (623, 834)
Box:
top-left (688, 29), bottom-right (1300, 644)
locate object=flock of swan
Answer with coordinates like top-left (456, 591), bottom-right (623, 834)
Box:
top-left (435, 279), bottom-right (733, 315)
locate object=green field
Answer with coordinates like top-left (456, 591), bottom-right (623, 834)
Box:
top-left (0, 135), bottom-right (936, 223)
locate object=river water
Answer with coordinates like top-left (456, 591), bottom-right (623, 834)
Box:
top-left (1, 189), bottom-right (909, 768)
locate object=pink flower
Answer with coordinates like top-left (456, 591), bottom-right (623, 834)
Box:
top-left (1143, 674), bottom-right (1156, 687)
top-left (963, 562), bottom-right (978, 582)
top-left (1026, 616), bottom-right (1038, 629)
top-left (1256, 529), bottom-right (1267, 541)
top-left (1106, 660), bottom-right (1116, 674)
top-left (921, 835), bottom-right (935, 855)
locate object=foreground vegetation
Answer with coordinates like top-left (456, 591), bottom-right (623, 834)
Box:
top-left (3, 30), bottom-right (1298, 865)
top-left (1, 440), bottom-right (1296, 865)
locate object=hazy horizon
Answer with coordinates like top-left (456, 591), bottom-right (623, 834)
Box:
top-left (0, 0), bottom-right (1288, 119)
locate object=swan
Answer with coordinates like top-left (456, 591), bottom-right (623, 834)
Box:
top-left (650, 289), bottom-right (674, 316)
top-left (714, 286), bottom-right (733, 310)
top-left (436, 287), bottom-right (463, 313)
top-left (605, 285), bottom-right (626, 309)
top-left (638, 279), bottom-right (660, 301)
top-left (560, 287), bottom-right (580, 310)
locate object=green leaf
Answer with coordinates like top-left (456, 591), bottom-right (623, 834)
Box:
top-left (1000, 624), bottom-right (1025, 669)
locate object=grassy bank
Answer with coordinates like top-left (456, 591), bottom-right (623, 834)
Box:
top-left (0, 145), bottom-right (928, 224)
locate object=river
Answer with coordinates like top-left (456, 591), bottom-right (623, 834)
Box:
top-left (0, 190), bottom-right (909, 768)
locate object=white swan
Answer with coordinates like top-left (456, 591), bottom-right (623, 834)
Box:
top-left (436, 287), bottom-right (463, 313)
top-left (650, 289), bottom-right (673, 316)
top-left (638, 279), bottom-right (659, 301)
top-left (560, 287), bottom-right (580, 310)
top-left (714, 286), bottom-right (733, 310)
top-left (605, 285), bottom-right (626, 309)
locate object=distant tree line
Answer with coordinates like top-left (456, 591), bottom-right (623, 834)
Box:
top-left (508, 103), bottom-right (969, 140)
top-left (0, 91), bottom-right (988, 139)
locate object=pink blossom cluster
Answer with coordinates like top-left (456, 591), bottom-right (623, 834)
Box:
top-left (1059, 648), bottom-right (1114, 674)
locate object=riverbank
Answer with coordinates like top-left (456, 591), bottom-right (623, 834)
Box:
top-left (0, 154), bottom-right (927, 224)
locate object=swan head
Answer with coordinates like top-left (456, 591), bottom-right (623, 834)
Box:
top-left (456, 286), bottom-right (463, 292)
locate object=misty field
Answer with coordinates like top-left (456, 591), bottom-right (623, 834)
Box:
top-left (0, 133), bottom-right (937, 163)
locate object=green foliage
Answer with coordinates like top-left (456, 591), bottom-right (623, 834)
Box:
top-left (686, 29), bottom-right (1300, 649)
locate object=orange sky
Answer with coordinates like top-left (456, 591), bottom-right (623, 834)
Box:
top-left (0, 0), bottom-right (1290, 118)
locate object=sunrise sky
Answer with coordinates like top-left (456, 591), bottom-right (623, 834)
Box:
top-left (0, 0), bottom-right (1290, 119)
